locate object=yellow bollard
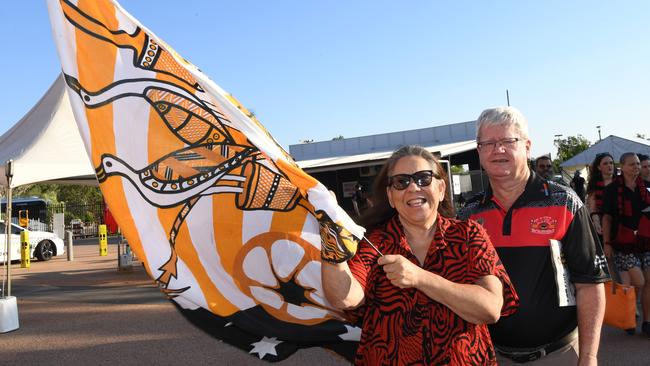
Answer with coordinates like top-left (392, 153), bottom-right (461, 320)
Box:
top-left (99, 224), bottom-right (108, 256)
top-left (20, 230), bottom-right (30, 268)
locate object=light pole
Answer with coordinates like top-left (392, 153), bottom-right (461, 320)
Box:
top-left (596, 125), bottom-right (602, 141)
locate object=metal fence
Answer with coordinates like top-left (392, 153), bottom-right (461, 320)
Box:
top-left (47, 201), bottom-right (106, 238)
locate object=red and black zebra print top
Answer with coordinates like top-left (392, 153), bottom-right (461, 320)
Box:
top-left (347, 215), bottom-right (519, 366)
top-left (592, 179), bottom-right (606, 213)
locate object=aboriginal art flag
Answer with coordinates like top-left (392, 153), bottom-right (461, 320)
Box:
top-left (47, 0), bottom-right (364, 361)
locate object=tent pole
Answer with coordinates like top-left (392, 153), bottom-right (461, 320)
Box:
top-left (4, 160), bottom-right (13, 296)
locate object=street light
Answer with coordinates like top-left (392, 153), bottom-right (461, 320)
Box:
top-left (596, 125), bottom-right (602, 141)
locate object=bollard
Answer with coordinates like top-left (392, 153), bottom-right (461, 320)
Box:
top-left (65, 230), bottom-right (74, 261)
top-left (20, 231), bottom-right (30, 269)
top-left (99, 224), bottom-right (107, 256)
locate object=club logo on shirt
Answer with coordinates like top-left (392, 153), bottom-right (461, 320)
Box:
top-left (530, 216), bottom-right (557, 235)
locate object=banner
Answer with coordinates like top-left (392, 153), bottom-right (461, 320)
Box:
top-left (47, 0), bottom-right (363, 361)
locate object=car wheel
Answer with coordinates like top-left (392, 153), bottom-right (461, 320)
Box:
top-left (35, 240), bottom-right (55, 261)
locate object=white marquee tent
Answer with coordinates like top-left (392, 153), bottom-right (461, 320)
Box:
top-left (0, 75), bottom-right (95, 188)
top-left (560, 135), bottom-right (650, 170)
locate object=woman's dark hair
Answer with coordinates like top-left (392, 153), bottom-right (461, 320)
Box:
top-left (587, 152), bottom-right (613, 193)
top-left (358, 145), bottom-right (455, 228)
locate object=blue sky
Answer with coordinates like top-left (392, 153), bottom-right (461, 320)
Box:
top-left (0, 0), bottom-right (648, 159)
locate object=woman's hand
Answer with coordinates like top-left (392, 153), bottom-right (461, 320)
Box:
top-left (604, 243), bottom-right (613, 258)
top-left (592, 218), bottom-right (602, 235)
top-left (378, 254), bottom-right (423, 289)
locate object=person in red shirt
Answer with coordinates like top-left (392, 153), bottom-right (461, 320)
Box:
top-left (458, 107), bottom-right (609, 365)
top-left (586, 153), bottom-right (615, 237)
top-left (321, 145), bottom-right (518, 365)
top-left (602, 152), bottom-right (650, 337)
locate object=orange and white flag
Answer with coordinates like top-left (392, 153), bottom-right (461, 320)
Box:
top-left (48, 0), bottom-right (363, 361)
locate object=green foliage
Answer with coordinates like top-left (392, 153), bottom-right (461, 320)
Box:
top-left (332, 135), bottom-right (345, 140)
top-left (57, 185), bottom-right (102, 204)
top-left (14, 183), bottom-right (102, 205)
top-left (554, 135), bottom-right (591, 163)
top-left (450, 165), bottom-right (466, 174)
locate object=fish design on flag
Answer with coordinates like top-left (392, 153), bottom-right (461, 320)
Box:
top-left (48, 0), bottom-right (364, 361)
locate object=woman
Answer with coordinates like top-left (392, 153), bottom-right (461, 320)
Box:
top-left (586, 152), bottom-right (615, 235)
top-left (602, 152), bottom-right (650, 337)
top-left (321, 145), bottom-right (518, 365)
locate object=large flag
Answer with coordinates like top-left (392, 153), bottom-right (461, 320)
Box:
top-left (47, 0), bottom-right (364, 361)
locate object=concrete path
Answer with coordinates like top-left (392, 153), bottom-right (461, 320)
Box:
top-left (0, 240), bottom-right (647, 365)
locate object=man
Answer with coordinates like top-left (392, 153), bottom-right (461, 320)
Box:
top-left (534, 155), bottom-right (554, 180)
top-left (458, 107), bottom-right (609, 365)
top-left (571, 170), bottom-right (586, 203)
top-left (639, 154), bottom-right (650, 182)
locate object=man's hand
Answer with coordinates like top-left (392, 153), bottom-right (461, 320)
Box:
top-left (378, 254), bottom-right (423, 288)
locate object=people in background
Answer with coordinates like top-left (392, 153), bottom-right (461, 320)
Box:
top-left (351, 183), bottom-right (369, 217)
top-left (639, 154), bottom-right (650, 182)
top-left (322, 145), bottom-right (518, 365)
top-left (602, 152), bottom-right (650, 338)
top-left (571, 170), bottom-right (586, 203)
top-left (587, 153), bottom-right (615, 237)
top-left (534, 155), bottom-right (554, 180)
top-left (459, 106), bottom-right (609, 365)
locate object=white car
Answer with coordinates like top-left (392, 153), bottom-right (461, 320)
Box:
top-left (0, 221), bottom-right (65, 262)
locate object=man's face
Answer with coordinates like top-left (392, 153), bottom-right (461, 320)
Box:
top-left (641, 159), bottom-right (650, 181)
top-left (621, 155), bottom-right (640, 179)
top-left (477, 123), bottom-right (531, 181)
top-left (535, 158), bottom-right (553, 180)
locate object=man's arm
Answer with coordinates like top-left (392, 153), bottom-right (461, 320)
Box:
top-left (575, 282), bottom-right (605, 366)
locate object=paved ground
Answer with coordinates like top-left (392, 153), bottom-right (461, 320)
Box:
top-left (0, 239), bottom-right (648, 365)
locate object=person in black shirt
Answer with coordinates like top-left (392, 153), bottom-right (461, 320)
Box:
top-left (459, 106), bottom-right (609, 365)
top-left (571, 170), bottom-right (586, 203)
top-left (602, 152), bottom-right (650, 337)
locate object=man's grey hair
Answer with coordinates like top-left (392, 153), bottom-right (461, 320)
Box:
top-left (476, 106), bottom-right (530, 141)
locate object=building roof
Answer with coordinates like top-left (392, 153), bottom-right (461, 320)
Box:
top-left (289, 120), bottom-right (476, 162)
top-left (296, 140), bottom-right (477, 172)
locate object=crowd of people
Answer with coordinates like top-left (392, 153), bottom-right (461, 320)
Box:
top-left (320, 106), bottom-right (648, 365)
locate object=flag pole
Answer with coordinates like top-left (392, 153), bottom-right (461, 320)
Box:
top-left (362, 237), bottom-right (383, 256)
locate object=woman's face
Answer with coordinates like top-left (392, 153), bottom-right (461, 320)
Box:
top-left (386, 155), bottom-right (445, 228)
top-left (598, 156), bottom-right (614, 177)
top-left (620, 155), bottom-right (640, 179)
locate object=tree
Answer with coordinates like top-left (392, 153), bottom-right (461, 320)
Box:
top-left (12, 183), bottom-right (102, 205)
top-left (554, 134), bottom-right (591, 163)
top-left (332, 135), bottom-right (345, 140)
top-left (450, 165), bottom-right (466, 174)
top-left (636, 133), bottom-right (649, 140)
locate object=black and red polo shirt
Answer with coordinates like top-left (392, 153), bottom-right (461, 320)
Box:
top-left (347, 215), bottom-right (518, 365)
top-left (458, 171), bottom-right (609, 349)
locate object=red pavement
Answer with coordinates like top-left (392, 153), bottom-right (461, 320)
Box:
top-left (0, 241), bottom-right (647, 365)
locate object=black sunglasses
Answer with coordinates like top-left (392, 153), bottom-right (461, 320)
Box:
top-left (388, 170), bottom-right (434, 190)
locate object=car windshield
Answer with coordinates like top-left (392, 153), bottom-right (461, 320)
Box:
top-left (0, 222), bottom-right (24, 235)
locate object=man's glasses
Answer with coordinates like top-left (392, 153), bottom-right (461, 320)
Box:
top-left (388, 170), bottom-right (434, 190)
top-left (476, 137), bottom-right (521, 152)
